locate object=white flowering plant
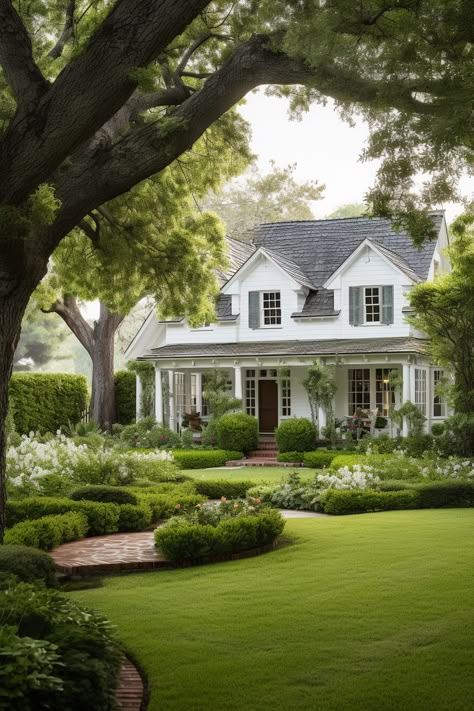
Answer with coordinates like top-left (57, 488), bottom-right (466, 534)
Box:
top-left (317, 465), bottom-right (381, 491)
top-left (6, 432), bottom-right (179, 497)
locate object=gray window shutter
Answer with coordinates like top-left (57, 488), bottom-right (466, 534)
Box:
top-left (382, 285), bottom-right (394, 324)
top-left (248, 291), bottom-right (260, 329)
top-left (349, 286), bottom-right (362, 326)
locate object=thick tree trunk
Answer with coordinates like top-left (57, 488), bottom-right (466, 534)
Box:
top-left (0, 243), bottom-right (48, 542)
top-left (89, 305), bottom-right (123, 429)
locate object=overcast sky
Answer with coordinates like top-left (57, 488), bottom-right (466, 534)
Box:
top-left (239, 90), bottom-right (472, 224)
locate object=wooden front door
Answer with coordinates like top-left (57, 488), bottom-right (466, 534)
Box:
top-left (258, 380), bottom-right (278, 432)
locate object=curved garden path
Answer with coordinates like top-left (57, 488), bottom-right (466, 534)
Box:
top-left (51, 510), bottom-right (327, 576)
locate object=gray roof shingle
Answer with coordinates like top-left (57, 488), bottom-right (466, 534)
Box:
top-left (253, 214), bottom-right (442, 286)
top-left (140, 336), bottom-right (427, 360)
top-left (292, 289), bottom-right (340, 318)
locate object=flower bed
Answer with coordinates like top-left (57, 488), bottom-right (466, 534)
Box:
top-left (154, 499), bottom-right (285, 564)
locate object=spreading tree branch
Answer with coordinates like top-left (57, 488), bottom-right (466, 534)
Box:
top-left (42, 294), bottom-right (94, 355)
top-left (48, 0), bottom-right (76, 59)
top-left (0, 0), bottom-right (48, 107)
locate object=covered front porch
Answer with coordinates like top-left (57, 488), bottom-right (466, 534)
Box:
top-left (135, 337), bottom-right (447, 437)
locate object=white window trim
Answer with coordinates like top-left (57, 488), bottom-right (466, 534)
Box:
top-left (260, 290), bottom-right (282, 328)
top-left (432, 368), bottom-right (447, 418)
top-left (363, 285), bottom-right (382, 325)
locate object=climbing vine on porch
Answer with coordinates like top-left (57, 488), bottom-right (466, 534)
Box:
top-left (127, 361), bottom-right (155, 418)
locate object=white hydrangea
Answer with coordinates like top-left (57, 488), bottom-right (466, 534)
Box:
top-left (317, 464), bottom-right (380, 491)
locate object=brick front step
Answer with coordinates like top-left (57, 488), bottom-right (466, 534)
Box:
top-left (226, 458), bottom-right (302, 467)
top-left (116, 658), bottom-right (144, 711)
top-left (248, 450), bottom-right (279, 458)
top-left (257, 440), bottom-right (277, 450)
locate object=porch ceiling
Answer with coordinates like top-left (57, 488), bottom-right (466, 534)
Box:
top-left (138, 336), bottom-right (428, 361)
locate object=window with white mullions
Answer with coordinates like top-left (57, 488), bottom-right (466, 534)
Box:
top-left (364, 287), bottom-right (381, 323)
top-left (375, 368), bottom-right (396, 416)
top-left (432, 369), bottom-right (446, 417)
top-left (281, 378), bottom-right (291, 416)
top-left (262, 291), bottom-right (281, 326)
top-left (245, 369), bottom-right (256, 416)
top-left (415, 368), bottom-right (427, 416)
top-left (348, 368), bottom-right (371, 414)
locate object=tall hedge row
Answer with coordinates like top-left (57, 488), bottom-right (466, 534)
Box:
top-left (114, 370), bottom-right (136, 424)
top-left (10, 373), bottom-right (88, 434)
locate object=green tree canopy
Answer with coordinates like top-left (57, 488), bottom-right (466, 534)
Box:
top-left (326, 203), bottom-right (366, 219)
top-left (205, 162), bottom-right (324, 240)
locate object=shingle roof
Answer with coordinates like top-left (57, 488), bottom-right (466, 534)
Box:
top-left (368, 240), bottom-right (421, 283)
top-left (253, 214), bottom-right (442, 286)
top-left (291, 289), bottom-right (340, 318)
top-left (261, 247), bottom-right (316, 290)
top-left (139, 337), bottom-right (427, 360)
top-left (215, 236), bottom-right (255, 284)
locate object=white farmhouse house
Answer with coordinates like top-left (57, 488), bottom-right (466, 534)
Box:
top-left (126, 214), bottom-right (450, 438)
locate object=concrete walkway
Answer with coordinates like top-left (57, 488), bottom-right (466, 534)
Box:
top-left (51, 509), bottom-right (326, 575)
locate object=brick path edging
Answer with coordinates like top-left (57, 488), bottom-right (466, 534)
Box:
top-left (117, 657), bottom-right (146, 711)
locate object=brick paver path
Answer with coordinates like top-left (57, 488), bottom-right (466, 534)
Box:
top-left (117, 658), bottom-right (144, 711)
top-left (51, 510), bottom-right (327, 575)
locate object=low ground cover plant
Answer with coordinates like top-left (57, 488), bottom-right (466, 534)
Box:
top-left (0, 579), bottom-right (122, 710)
top-left (276, 451), bottom-right (305, 463)
top-left (155, 499), bottom-right (285, 563)
top-left (303, 450), bottom-right (339, 468)
top-left (248, 472), bottom-right (321, 512)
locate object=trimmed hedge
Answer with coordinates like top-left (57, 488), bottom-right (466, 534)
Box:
top-left (155, 509), bottom-right (284, 563)
top-left (117, 503), bottom-right (152, 532)
top-left (6, 498), bottom-right (120, 536)
top-left (303, 450), bottom-right (339, 468)
top-left (276, 451), bottom-right (304, 463)
top-left (321, 481), bottom-right (474, 515)
top-left (415, 480), bottom-right (474, 508)
top-left (193, 480), bottom-right (254, 499)
top-left (275, 418), bottom-right (316, 453)
top-left (114, 370), bottom-right (136, 425)
top-left (321, 489), bottom-right (418, 515)
top-left (173, 449), bottom-right (243, 469)
top-left (0, 544), bottom-right (57, 586)
top-left (70, 485), bottom-right (138, 506)
top-left (10, 373), bottom-right (88, 434)
top-left (4, 512), bottom-right (89, 550)
top-left (329, 454), bottom-right (370, 470)
top-left (136, 493), bottom-right (206, 522)
top-left (216, 414), bottom-right (258, 453)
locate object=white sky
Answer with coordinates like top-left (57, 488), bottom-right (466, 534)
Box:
top-left (239, 90), bottom-right (472, 224)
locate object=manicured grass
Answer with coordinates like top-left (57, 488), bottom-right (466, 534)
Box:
top-left (184, 465), bottom-right (314, 483)
top-left (68, 510), bottom-right (474, 711)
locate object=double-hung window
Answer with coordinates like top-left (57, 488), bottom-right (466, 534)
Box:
top-left (348, 368), bottom-right (371, 414)
top-left (262, 291), bottom-right (281, 326)
top-left (432, 369), bottom-right (446, 417)
top-left (414, 368), bottom-right (427, 416)
top-left (364, 287), bottom-right (381, 323)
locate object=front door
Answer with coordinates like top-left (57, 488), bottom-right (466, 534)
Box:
top-left (258, 380), bottom-right (278, 432)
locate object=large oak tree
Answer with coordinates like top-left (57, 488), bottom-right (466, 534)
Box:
top-left (0, 0), bottom-right (472, 539)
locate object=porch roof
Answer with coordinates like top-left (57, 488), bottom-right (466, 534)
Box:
top-left (138, 336), bottom-right (428, 361)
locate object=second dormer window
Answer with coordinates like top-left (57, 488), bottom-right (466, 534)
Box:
top-left (262, 291), bottom-right (281, 325)
top-left (364, 287), bottom-right (381, 323)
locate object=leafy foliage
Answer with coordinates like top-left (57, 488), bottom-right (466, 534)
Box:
top-left (4, 511), bottom-right (89, 550)
top-left (173, 449), bottom-right (243, 469)
top-left (0, 545), bottom-right (57, 587)
top-left (114, 370), bottom-right (136, 425)
top-left (302, 362), bottom-right (338, 430)
top-left (9, 373), bottom-right (88, 434)
top-left (276, 418), bottom-right (316, 453)
top-left (215, 413), bottom-right (258, 454)
top-left (70, 485), bottom-right (138, 506)
top-left (303, 450), bottom-right (339, 469)
top-left (193, 480), bottom-right (254, 499)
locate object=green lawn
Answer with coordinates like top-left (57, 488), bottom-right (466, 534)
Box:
top-left (184, 465), bottom-right (313, 483)
top-left (68, 510), bottom-right (474, 711)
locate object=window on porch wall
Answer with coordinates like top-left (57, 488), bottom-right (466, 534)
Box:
top-left (245, 369), bottom-right (256, 416)
top-left (348, 369), bottom-right (370, 414)
top-left (375, 368), bottom-right (396, 416)
top-left (414, 368), bottom-right (427, 415)
top-left (281, 378), bottom-right (291, 416)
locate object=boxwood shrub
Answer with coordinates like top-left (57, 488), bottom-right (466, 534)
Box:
top-left (70, 485), bottom-right (138, 506)
top-left (276, 451), bottom-right (304, 463)
top-left (9, 373), bottom-right (88, 434)
top-left (275, 418), bottom-right (316, 453)
top-left (173, 449), bottom-right (242, 469)
top-left (134, 493), bottom-right (206, 522)
top-left (117, 503), bottom-right (153, 532)
top-left (4, 512), bottom-right (89, 550)
top-left (193, 479), bottom-right (254, 499)
top-left (0, 545), bottom-right (57, 586)
top-left (303, 450), bottom-right (339, 468)
top-left (155, 509), bottom-right (284, 563)
top-left (215, 414), bottom-right (258, 454)
top-left (6, 498), bottom-right (120, 536)
top-left (415, 480), bottom-right (474, 508)
top-left (321, 489), bottom-right (418, 515)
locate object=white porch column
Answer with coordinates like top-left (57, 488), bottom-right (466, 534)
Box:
top-left (318, 406), bottom-right (327, 431)
top-left (234, 365), bottom-right (243, 400)
top-left (195, 373), bottom-right (203, 414)
top-left (154, 366), bottom-right (163, 424)
top-left (168, 371), bottom-right (175, 431)
top-left (135, 374), bottom-right (143, 421)
top-left (402, 363), bottom-right (411, 436)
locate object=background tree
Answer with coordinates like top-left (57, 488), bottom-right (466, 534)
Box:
top-left (0, 1), bottom-right (472, 538)
top-left (409, 207), bottom-right (474, 416)
top-left (205, 162), bottom-right (323, 240)
top-left (326, 203), bottom-right (366, 219)
top-left (13, 305), bottom-right (71, 372)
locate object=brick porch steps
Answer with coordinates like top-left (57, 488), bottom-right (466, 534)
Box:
top-left (248, 450), bottom-right (279, 458)
top-left (117, 658), bottom-right (144, 711)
